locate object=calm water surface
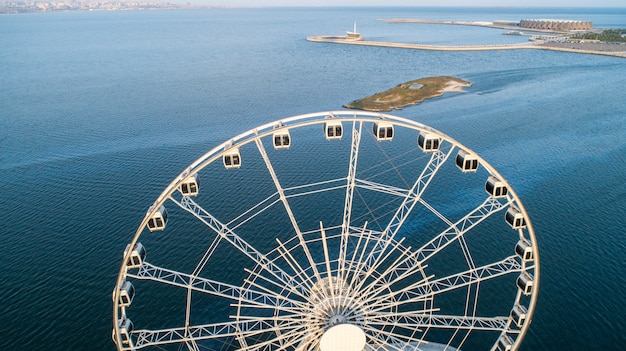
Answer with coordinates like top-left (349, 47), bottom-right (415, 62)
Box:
top-left (0, 7), bottom-right (625, 350)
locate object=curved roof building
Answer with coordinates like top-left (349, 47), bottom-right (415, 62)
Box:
top-left (519, 19), bottom-right (592, 31)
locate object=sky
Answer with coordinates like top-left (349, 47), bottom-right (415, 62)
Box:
top-left (186, 0), bottom-right (625, 7)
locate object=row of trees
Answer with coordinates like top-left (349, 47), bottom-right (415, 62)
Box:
top-left (571, 29), bottom-right (626, 43)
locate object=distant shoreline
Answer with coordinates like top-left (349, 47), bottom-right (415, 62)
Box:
top-left (0, 1), bottom-right (227, 14)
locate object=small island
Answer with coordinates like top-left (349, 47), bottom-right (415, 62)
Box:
top-left (344, 76), bottom-right (471, 112)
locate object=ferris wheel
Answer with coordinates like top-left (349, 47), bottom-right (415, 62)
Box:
top-left (112, 111), bottom-right (539, 351)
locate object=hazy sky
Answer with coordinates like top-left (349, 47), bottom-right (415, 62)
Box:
top-left (190, 0), bottom-right (625, 7)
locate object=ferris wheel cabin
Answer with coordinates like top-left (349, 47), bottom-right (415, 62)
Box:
top-left (114, 280), bottom-right (135, 307)
top-left (485, 176), bottom-right (508, 198)
top-left (273, 130), bottom-right (291, 149)
top-left (372, 122), bottom-right (394, 141)
top-left (223, 148), bottom-right (241, 169)
top-left (510, 304), bottom-right (528, 328)
top-left (418, 132), bottom-right (440, 152)
top-left (455, 149), bottom-right (479, 172)
top-left (146, 205), bottom-right (168, 231)
top-left (324, 120), bottom-right (343, 140)
top-left (515, 239), bottom-right (534, 262)
top-left (124, 242), bottom-right (145, 269)
top-left (180, 174), bottom-right (200, 196)
top-left (116, 317), bottom-right (134, 346)
top-left (517, 272), bottom-right (534, 296)
top-left (496, 335), bottom-right (514, 351)
top-left (505, 206), bottom-right (526, 230)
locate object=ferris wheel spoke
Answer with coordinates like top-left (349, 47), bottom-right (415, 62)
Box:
top-left (319, 222), bottom-right (338, 302)
top-left (172, 196), bottom-right (307, 296)
top-left (366, 255), bottom-right (523, 312)
top-left (360, 196), bottom-right (508, 301)
top-left (411, 195), bottom-right (509, 266)
top-left (297, 329), bottom-right (325, 351)
top-left (349, 236), bottom-right (412, 296)
top-left (366, 313), bottom-right (510, 332)
top-left (361, 324), bottom-right (422, 351)
top-left (364, 308), bottom-right (440, 321)
top-left (283, 178), bottom-right (347, 199)
top-left (458, 234), bottom-right (480, 322)
top-left (344, 223), bottom-right (374, 293)
top-left (353, 241), bottom-right (417, 298)
top-left (184, 337), bottom-right (201, 351)
top-left (254, 137), bottom-right (326, 289)
top-left (354, 179), bottom-right (410, 198)
top-left (236, 323), bottom-right (312, 351)
top-left (363, 147), bottom-right (453, 280)
top-left (226, 192), bottom-right (282, 231)
top-left (128, 261), bottom-right (304, 309)
top-left (234, 313), bottom-right (319, 326)
top-left (349, 236), bottom-right (408, 296)
top-left (274, 239), bottom-right (317, 292)
top-left (339, 120), bottom-right (363, 284)
top-left (132, 320), bottom-right (263, 349)
top-left (242, 266), bottom-right (311, 303)
top-left (191, 232), bottom-right (222, 278)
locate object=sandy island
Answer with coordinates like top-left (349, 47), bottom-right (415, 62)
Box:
top-left (344, 76), bottom-right (471, 112)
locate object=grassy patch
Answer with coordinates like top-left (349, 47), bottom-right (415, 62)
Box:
top-left (344, 76), bottom-right (471, 112)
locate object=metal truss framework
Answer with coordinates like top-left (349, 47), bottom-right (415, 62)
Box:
top-left (113, 111), bottom-right (539, 351)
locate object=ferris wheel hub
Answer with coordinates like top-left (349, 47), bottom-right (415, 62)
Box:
top-left (319, 324), bottom-right (366, 351)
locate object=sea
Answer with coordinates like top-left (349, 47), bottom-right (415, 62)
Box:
top-left (0, 6), bottom-right (625, 351)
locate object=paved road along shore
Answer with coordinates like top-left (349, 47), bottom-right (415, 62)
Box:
top-left (306, 36), bottom-right (626, 59)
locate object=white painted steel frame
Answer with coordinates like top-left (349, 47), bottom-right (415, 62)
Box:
top-left (113, 111), bottom-right (539, 351)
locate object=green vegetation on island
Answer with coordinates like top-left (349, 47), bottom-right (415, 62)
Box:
top-left (344, 76), bottom-right (472, 112)
top-left (570, 29), bottom-right (626, 43)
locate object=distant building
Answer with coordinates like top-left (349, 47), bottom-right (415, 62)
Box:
top-left (519, 19), bottom-right (592, 31)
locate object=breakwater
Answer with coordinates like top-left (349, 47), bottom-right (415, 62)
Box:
top-left (306, 36), bottom-right (626, 59)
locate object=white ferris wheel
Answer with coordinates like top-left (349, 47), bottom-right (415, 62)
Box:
top-left (113, 111), bottom-right (539, 351)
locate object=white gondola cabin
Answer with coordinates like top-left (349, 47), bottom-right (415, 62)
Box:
top-left (372, 122), bottom-right (394, 141)
top-left (324, 120), bottom-right (343, 140)
top-left (515, 239), bottom-right (533, 262)
top-left (516, 272), bottom-right (534, 296)
top-left (418, 132), bottom-right (440, 152)
top-left (147, 205), bottom-right (168, 232)
top-left (485, 176), bottom-right (508, 198)
top-left (505, 206), bottom-right (526, 230)
top-left (273, 130), bottom-right (291, 149)
top-left (496, 335), bottom-right (513, 351)
top-left (455, 149), bottom-right (479, 172)
top-left (510, 305), bottom-right (528, 328)
top-left (180, 174), bottom-right (199, 196)
top-left (117, 317), bottom-right (134, 345)
top-left (223, 149), bottom-right (241, 169)
top-left (114, 280), bottom-right (135, 307)
top-left (124, 242), bottom-right (145, 269)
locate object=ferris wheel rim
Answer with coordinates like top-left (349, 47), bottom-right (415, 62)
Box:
top-left (113, 111), bottom-right (539, 351)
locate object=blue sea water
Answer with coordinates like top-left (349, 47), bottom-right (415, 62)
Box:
top-left (0, 6), bottom-right (625, 351)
